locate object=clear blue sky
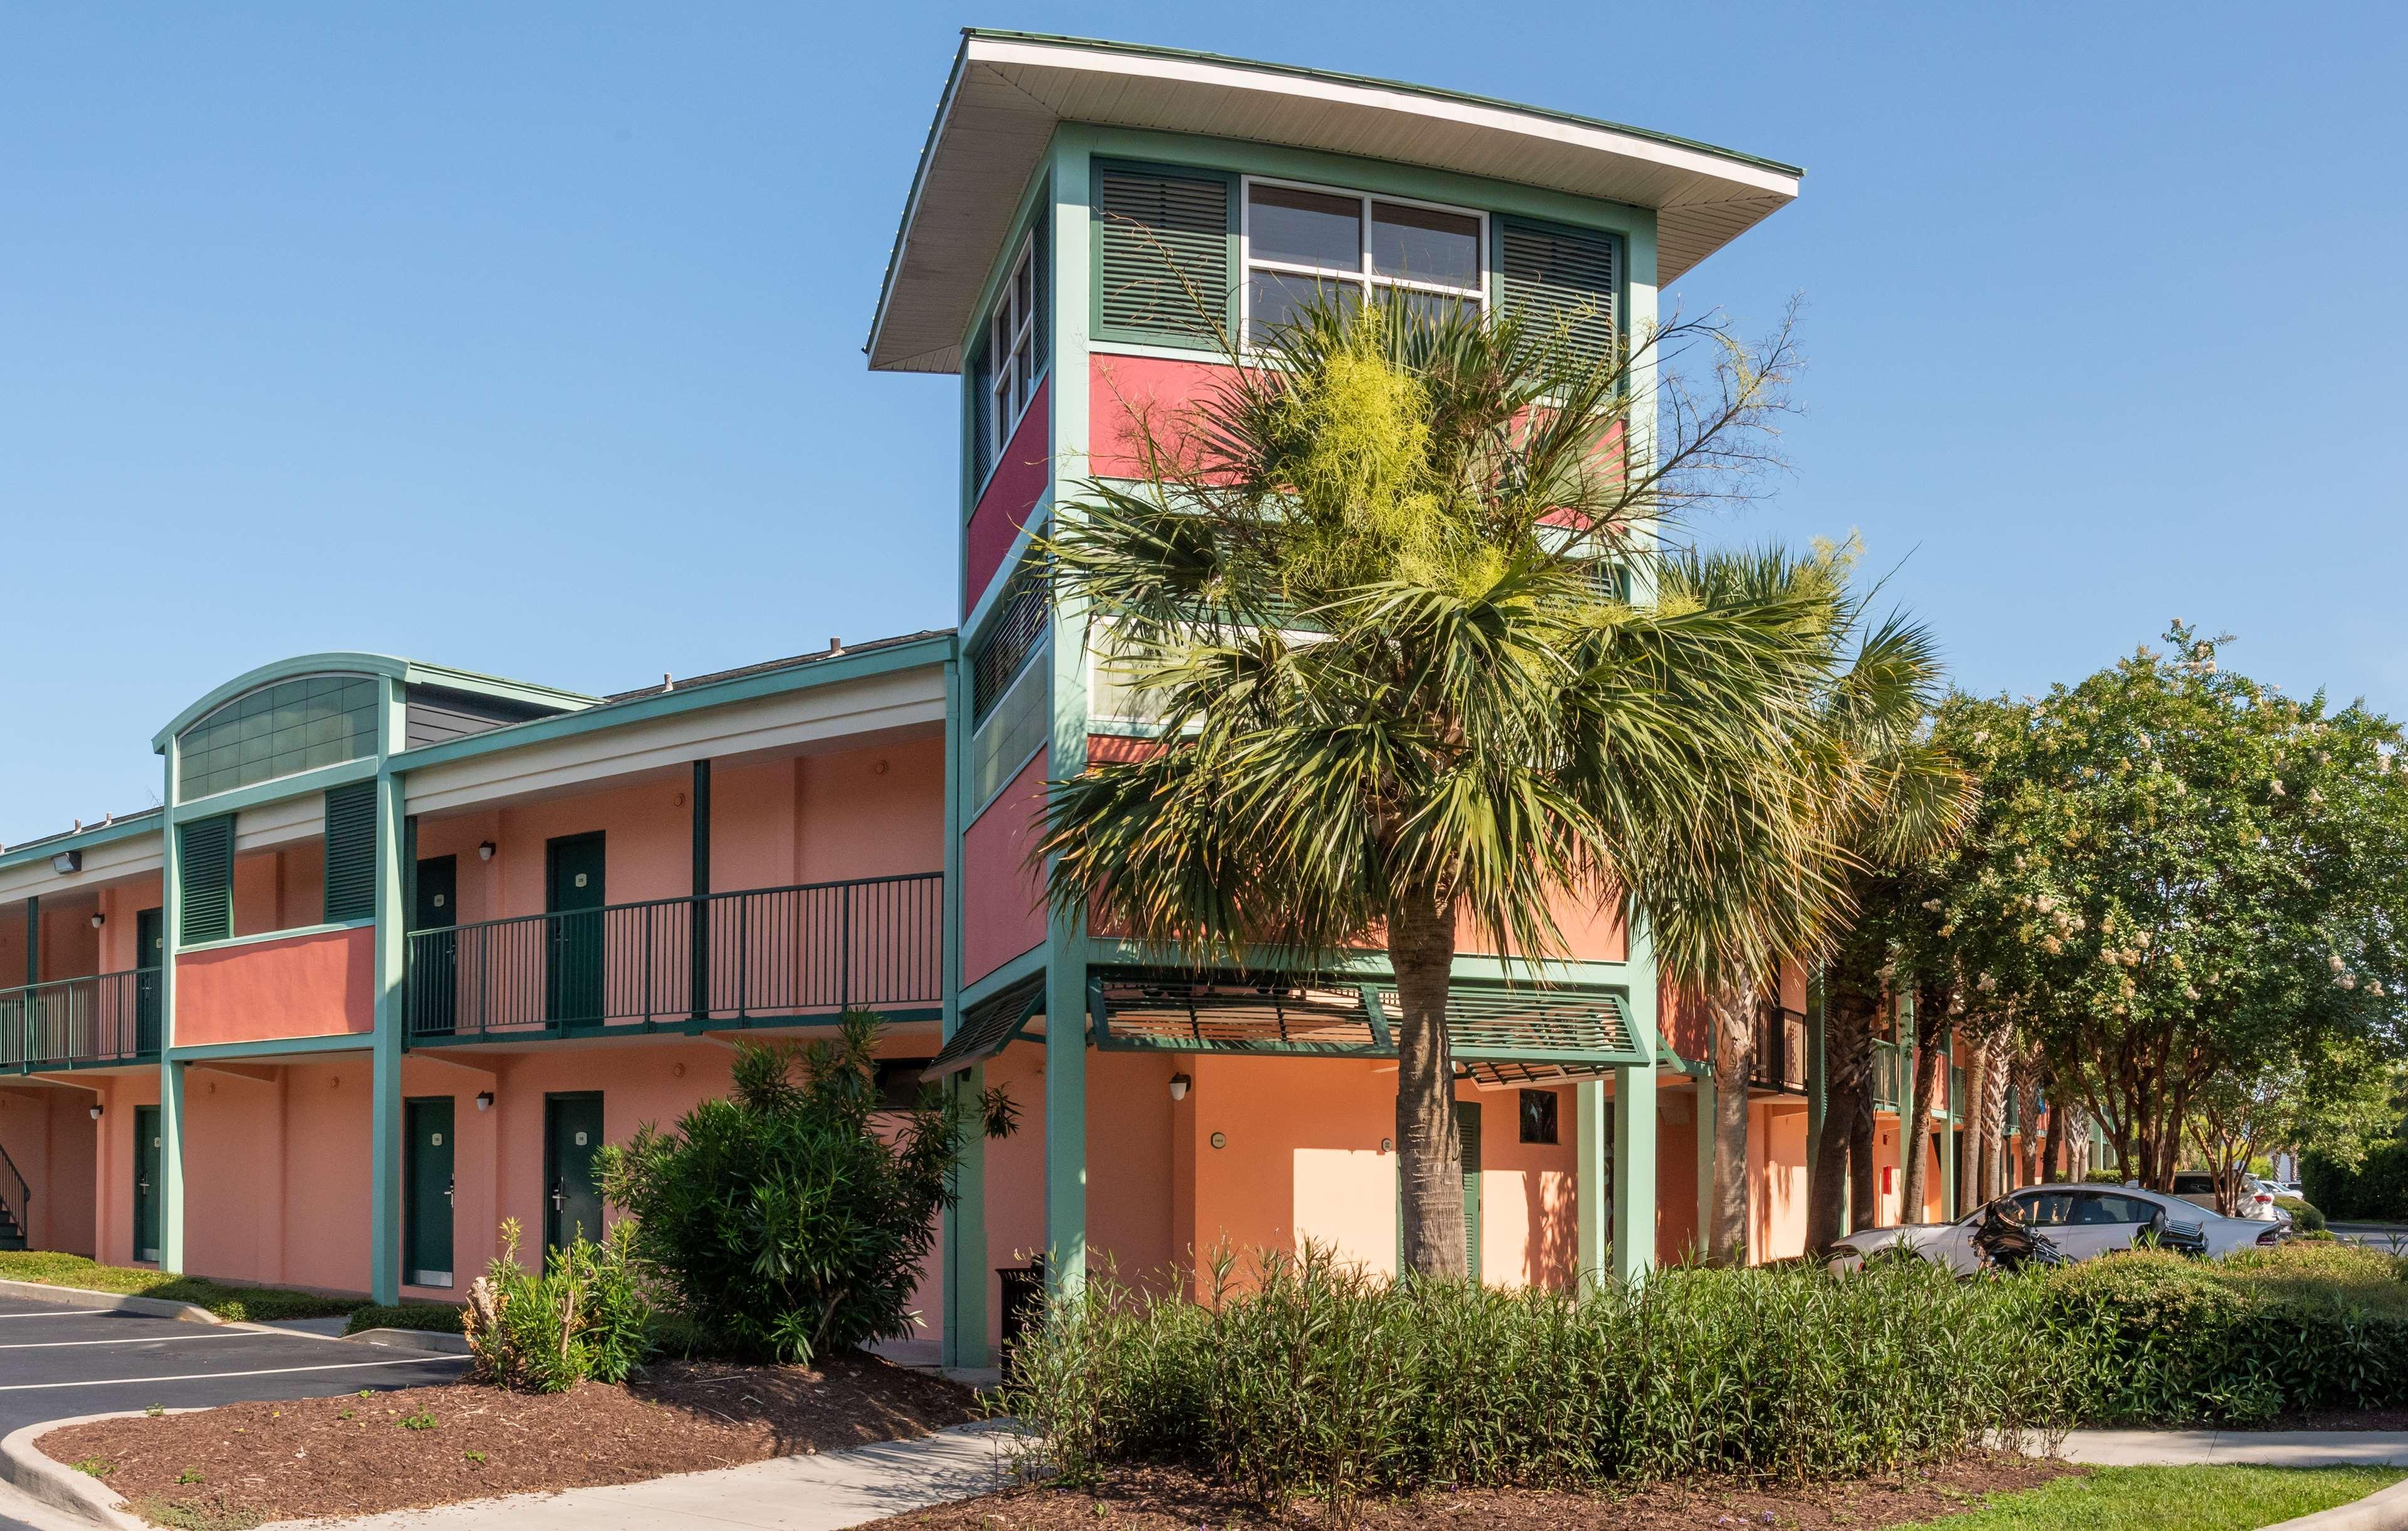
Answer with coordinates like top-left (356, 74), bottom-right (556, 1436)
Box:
top-left (4, 4), bottom-right (2403, 844)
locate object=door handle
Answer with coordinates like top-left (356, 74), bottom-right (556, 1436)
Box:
top-left (445, 1176), bottom-right (455, 1205)
top-left (550, 1178), bottom-right (566, 1211)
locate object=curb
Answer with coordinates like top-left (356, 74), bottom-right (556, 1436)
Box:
top-left (0, 1281), bottom-right (218, 1325)
top-left (340, 1327), bottom-right (470, 1355)
top-left (2264, 1475), bottom-right (2408, 1530)
top-left (0, 1411), bottom-right (178, 1531)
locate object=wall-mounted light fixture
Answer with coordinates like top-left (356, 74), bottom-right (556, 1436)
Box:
top-left (1168, 1073), bottom-right (1191, 1102)
top-left (1210, 1131), bottom-right (1227, 1149)
top-left (475, 1091), bottom-right (495, 1112)
top-left (477, 842), bottom-right (497, 861)
top-left (88, 1104), bottom-right (103, 1122)
top-left (50, 850), bottom-right (80, 875)
top-left (90, 912), bottom-right (106, 930)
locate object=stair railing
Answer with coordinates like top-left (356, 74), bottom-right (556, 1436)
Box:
top-left (0, 1135), bottom-right (29, 1246)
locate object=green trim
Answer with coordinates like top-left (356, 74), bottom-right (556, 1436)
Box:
top-left (173, 918), bottom-right (373, 957)
top-left (369, 680), bottom-right (409, 1306)
top-left (167, 1033), bottom-right (374, 1061)
top-left (401, 1008), bottom-right (948, 1049)
top-left (0, 811), bottom-right (162, 875)
top-left (158, 1060), bottom-right (186, 1273)
top-left (958, 946), bottom-right (1050, 1014)
top-left (1575, 1077), bottom-right (1607, 1285)
top-left (963, 31), bottom-right (1803, 177)
top-left (1084, 936), bottom-right (1637, 989)
top-left (387, 634), bottom-right (957, 776)
top-left (170, 756), bottom-right (379, 823)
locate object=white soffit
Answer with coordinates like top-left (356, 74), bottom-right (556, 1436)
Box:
top-left (866, 32), bottom-right (1803, 374)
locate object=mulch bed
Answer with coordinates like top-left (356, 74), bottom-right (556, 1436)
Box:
top-left (2251, 1408), bottom-right (2408, 1431)
top-left (861, 1453), bottom-right (2082, 1529)
top-left (43, 1352), bottom-right (978, 1528)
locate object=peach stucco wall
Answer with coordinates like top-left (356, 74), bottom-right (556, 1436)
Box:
top-left (233, 844), bottom-right (325, 939)
top-left (962, 753), bottom-right (1048, 986)
top-left (0, 1087), bottom-right (98, 1256)
top-left (1748, 1100), bottom-right (1810, 1261)
top-left (965, 376), bottom-right (1054, 613)
top-left (175, 925), bottom-right (374, 1046)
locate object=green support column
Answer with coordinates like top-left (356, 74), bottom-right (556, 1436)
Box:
top-left (1612, 911), bottom-right (1661, 1283)
top-left (947, 1064), bottom-right (992, 1368)
top-left (366, 681), bottom-right (408, 1305)
top-left (1940, 1026), bottom-right (1959, 1222)
top-left (1694, 1070), bottom-right (1716, 1260)
top-left (1574, 1077), bottom-right (1607, 1286)
top-left (158, 739), bottom-right (185, 1273)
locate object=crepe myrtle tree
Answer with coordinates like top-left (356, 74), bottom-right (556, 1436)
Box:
top-left (1931, 625), bottom-right (2408, 1196)
top-left (1035, 292), bottom-right (1828, 1278)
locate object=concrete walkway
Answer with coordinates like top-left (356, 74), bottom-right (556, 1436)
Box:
top-left (249, 1421), bottom-right (1032, 1531)
top-left (2052, 1429), bottom-right (2408, 1468)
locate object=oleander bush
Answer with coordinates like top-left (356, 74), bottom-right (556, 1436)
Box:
top-left (2035, 1242), bottom-right (2408, 1425)
top-left (1000, 1244), bottom-right (2074, 1513)
top-left (463, 1218), bottom-right (652, 1392)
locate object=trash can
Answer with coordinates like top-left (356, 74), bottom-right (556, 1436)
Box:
top-left (996, 1259), bottom-right (1046, 1377)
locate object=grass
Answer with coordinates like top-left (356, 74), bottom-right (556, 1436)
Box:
top-left (1914, 1465), bottom-right (2404, 1528)
top-left (0, 1251), bottom-right (357, 1321)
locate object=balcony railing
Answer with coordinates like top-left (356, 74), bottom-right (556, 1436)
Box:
top-left (0, 969), bottom-right (161, 1070)
top-left (1746, 1004), bottom-right (1810, 1093)
top-left (404, 873), bottom-right (942, 1041)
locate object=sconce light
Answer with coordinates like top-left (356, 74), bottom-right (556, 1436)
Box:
top-left (1168, 1072), bottom-right (1191, 1102)
top-left (90, 912), bottom-right (106, 930)
top-left (51, 850), bottom-right (81, 875)
top-left (89, 1104), bottom-right (103, 1122)
top-left (477, 842), bottom-right (497, 861)
top-left (1380, 1137), bottom-right (1394, 1154)
top-left (1209, 1131), bottom-right (1227, 1149)
top-left (475, 1092), bottom-right (495, 1112)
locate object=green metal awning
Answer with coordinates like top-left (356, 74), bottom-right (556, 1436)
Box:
top-left (924, 974), bottom-right (1045, 1078)
top-left (1088, 970), bottom-right (1646, 1070)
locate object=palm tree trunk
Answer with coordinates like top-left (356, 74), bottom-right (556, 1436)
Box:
top-left (1708, 987), bottom-right (1754, 1266)
top-left (1898, 984), bottom-right (1949, 1222)
top-left (1808, 978), bottom-right (1878, 1252)
top-left (2040, 1068), bottom-right (2068, 1182)
top-left (1979, 1034), bottom-right (2011, 1203)
top-left (1957, 1036), bottom-right (1988, 1213)
top-left (1849, 1086), bottom-right (1877, 1229)
top-left (1389, 888), bottom-right (1468, 1280)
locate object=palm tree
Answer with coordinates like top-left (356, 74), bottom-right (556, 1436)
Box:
top-left (1036, 296), bottom-right (1820, 1277)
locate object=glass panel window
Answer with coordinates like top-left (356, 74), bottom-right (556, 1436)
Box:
top-left (1248, 270), bottom-right (1359, 340)
top-left (985, 233), bottom-right (1041, 476)
top-left (1371, 202), bottom-right (1481, 288)
top-left (177, 675), bottom-right (379, 800)
top-left (1247, 184), bottom-right (1361, 270)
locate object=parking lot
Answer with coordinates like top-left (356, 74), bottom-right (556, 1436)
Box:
top-left (0, 1292), bottom-right (464, 1440)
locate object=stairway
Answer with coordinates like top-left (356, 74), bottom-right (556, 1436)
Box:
top-left (0, 1200), bottom-right (24, 1251)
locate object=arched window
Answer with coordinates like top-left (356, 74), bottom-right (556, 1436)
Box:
top-left (177, 675), bottom-right (379, 801)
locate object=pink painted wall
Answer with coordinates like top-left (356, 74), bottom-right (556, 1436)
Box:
top-left (1656, 1081), bottom-right (1702, 1265)
top-left (174, 925), bottom-right (374, 1046)
top-left (0, 1088), bottom-right (97, 1255)
top-left (97, 875), bottom-right (165, 974)
top-left (232, 844), bottom-right (325, 939)
top-left (981, 1041), bottom-right (1049, 1339)
top-left (964, 377), bottom-right (1054, 614)
top-left (90, 1068), bottom-right (161, 1268)
top-left (961, 753), bottom-right (1048, 986)
top-left (1089, 355), bottom-right (1227, 481)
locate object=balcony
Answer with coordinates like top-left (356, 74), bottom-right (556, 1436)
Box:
top-left (1746, 1004), bottom-right (1810, 1093)
top-left (1872, 1039), bottom-right (1907, 1112)
top-left (404, 873), bottom-right (942, 1042)
top-left (0, 969), bottom-right (161, 1071)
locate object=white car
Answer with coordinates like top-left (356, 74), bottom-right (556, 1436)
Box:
top-left (2171, 1171), bottom-right (2281, 1222)
top-left (1827, 1182), bottom-right (2281, 1275)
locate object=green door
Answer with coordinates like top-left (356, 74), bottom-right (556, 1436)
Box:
top-left (545, 834), bottom-right (606, 1024)
top-left (134, 908), bottom-right (164, 1052)
top-left (1458, 1100), bottom-right (1482, 1283)
top-left (410, 856), bottom-right (458, 1036)
top-left (404, 1097), bottom-right (456, 1286)
top-left (544, 1092), bottom-right (605, 1252)
top-left (133, 1105), bottom-right (162, 1263)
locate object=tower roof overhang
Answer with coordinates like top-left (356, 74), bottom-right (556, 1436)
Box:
top-left (865, 30), bottom-right (1803, 375)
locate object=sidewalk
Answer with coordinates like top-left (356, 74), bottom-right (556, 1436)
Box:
top-left (248, 1421), bottom-right (1030, 1531)
top-left (2051, 1429), bottom-right (2408, 1468)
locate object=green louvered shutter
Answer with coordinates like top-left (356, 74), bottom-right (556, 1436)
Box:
top-left (177, 816), bottom-right (235, 944)
top-left (969, 339), bottom-right (994, 483)
top-left (1030, 209), bottom-right (1050, 377)
top-left (1497, 218), bottom-right (1619, 369)
top-left (1093, 165), bottom-right (1232, 348)
top-left (322, 780), bottom-right (378, 923)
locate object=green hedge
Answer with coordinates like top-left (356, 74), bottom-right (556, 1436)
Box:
top-left (1002, 1248), bottom-right (2072, 1511)
top-left (2276, 1196), bottom-right (2328, 1233)
top-left (2304, 1144), bottom-right (2408, 1222)
top-left (344, 1303), bottom-right (468, 1335)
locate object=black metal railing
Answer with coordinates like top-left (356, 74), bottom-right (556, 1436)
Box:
top-left (0, 1134), bottom-right (27, 1244)
top-left (1746, 1004), bottom-right (1810, 1093)
top-left (0, 969), bottom-right (160, 1070)
top-left (404, 873), bottom-right (942, 1039)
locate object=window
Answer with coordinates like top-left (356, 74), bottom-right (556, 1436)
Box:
top-left (2010, 1190), bottom-right (2079, 1228)
top-left (971, 567), bottom-right (1049, 725)
top-left (177, 675), bottom-right (379, 801)
top-left (1242, 179), bottom-right (1485, 344)
top-left (2078, 1192), bottom-right (2157, 1227)
top-left (2171, 1174), bottom-right (2215, 1196)
top-left (1518, 1088), bottom-right (1560, 1145)
top-left (985, 234), bottom-right (1041, 468)
top-left (874, 1059), bottom-right (937, 1112)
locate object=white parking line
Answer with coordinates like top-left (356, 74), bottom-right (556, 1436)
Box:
top-left (0, 1357), bottom-right (460, 1392)
top-left (0, 1332), bottom-right (250, 1350)
top-left (0, 1312), bottom-right (116, 1320)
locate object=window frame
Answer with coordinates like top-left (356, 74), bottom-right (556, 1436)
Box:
top-left (1238, 175), bottom-right (1489, 346)
top-left (985, 232), bottom-right (1041, 473)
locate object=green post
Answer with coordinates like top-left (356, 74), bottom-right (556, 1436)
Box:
top-left (1575, 1076), bottom-right (1607, 1285)
top-left (1693, 1070), bottom-right (1715, 1259)
top-left (158, 1059), bottom-right (186, 1271)
top-left (949, 1063), bottom-right (992, 1368)
top-left (158, 737), bottom-right (184, 1273)
top-left (367, 679), bottom-right (408, 1305)
top-left (1612, 913), bottom-right (1660, 1283)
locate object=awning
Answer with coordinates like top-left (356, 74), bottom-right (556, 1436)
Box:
top-left (924, 974), bottom-right (1045, 1078)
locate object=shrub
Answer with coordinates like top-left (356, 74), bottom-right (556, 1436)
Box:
top-left (1001, 1244), bottom-right (2074, 1515)
top-left (2276, 1196), bottom-right (2328, 1233)
top-left (344, 1303), bottom-right (468, 1336)
top-left (2036, 1243), bottom-right (2408, 1424)
top-left (463, 1218), bottom-right (650, 1392)
top-left (2305, 1143), bottom-right (2408, 1222)
top-left (598, 1015), bottom-right (1003, 1365)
